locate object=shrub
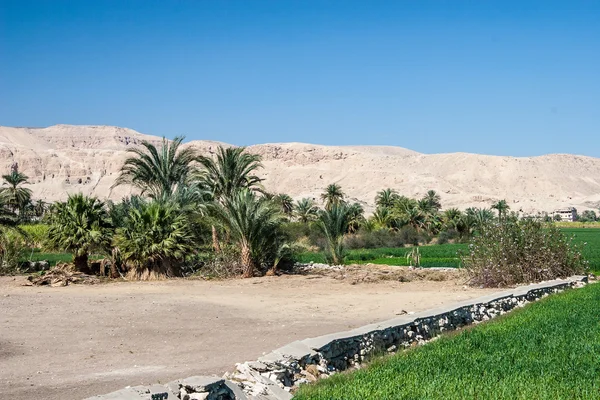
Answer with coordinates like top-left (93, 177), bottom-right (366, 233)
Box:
top-left (19, 224), bottom-right (49, 249)
top-left (461, 219), bottom-right (588, 287)
top-left (344, 229), bottom-right (407, 249)
top-left (0, 228), bottom-right (27, 274)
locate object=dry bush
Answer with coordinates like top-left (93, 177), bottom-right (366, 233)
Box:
top-left (461, 219), bottom-right (588, 287)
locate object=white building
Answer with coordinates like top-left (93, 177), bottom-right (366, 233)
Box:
top-left (550, 207), bottom-right (578, 222)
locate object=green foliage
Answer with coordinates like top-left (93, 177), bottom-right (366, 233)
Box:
top-left (578, 210), bottom-right (598, 222)
top-left (491, 199), bottom-right (510, 221)
top-left (320, 183), bottom-right (345, 210)
top-left (375, 188), bottom-right (399, 209)
top-left (272, 193), bottom-right (294, 216)
top-left (212, 189), bottom-right (285, 277)
top-left (113, 136), bottom-right (201, 199)
top-left (461, 219), bottom-right (587, 287)
top-left (0, 228), bottom-right (27, 274)
top-left (405, 246), bottom-right (421, 267)
top-left (295, 284), bottom-right (600, 400)
top-left (198, 146), bottom-right (263, 200)
top-left (316, 203), bottom-right (350, 265)
top-left (46, 194), bottom-right (113, 272)
top-left (19, 224), bottom-right (49, 248)
top-left (113, 199), bottom-right (198, 279)
top-left (293, 198), bottom-right (319, 223)
top-left (0, 170), bottom-right (32, 215)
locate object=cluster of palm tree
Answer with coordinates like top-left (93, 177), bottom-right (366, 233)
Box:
top-left (45, 138), bottom-right (286, 279)
top-left (0, 170), bottom-right (47, 225)
top-left (368, 188), bottom-right (505, 240)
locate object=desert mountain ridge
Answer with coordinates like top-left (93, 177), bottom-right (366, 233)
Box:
top-left (1, 124), bottom-right (599, 214)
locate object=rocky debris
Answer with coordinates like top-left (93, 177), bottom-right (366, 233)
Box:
top-left (18, 260), bottom-right (50, 273)
top-left (25, 263), bottom-right (100, 287)
top-left (230, 276), bottom-right (587, 396)
top-left (84, 376), bottom-right (244, 400)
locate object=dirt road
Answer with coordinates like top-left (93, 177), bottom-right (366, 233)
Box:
top-left (0, 273), bottom-right (493, 400)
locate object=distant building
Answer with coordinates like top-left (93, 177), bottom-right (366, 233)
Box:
top-left (550, 207), bottom-right (578, 222)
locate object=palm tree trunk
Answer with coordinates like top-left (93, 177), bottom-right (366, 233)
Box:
top-left (212, 225), bottom-right (221, 253)
top-left (241, 242), bottom-right (254, 278)
top-left (74, 253), bottom-right (90, 274)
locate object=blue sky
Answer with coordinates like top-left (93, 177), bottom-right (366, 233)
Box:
top-left (1, 1), bottom-right (599, 156)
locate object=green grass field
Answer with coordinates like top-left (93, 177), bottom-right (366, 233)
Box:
top-left (296, 227), bottom-right (600, 273)
top-left (294, 283), bottom-right (600, 400)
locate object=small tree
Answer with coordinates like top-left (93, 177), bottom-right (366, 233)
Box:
top-left (47, 194), bottom-right (113, 273)
top-left (294, 198), bottom-right (319, 223)
top-left (0, 171), bottom-right (32, 215)
top-left (113, 199), bottom-right (198, 280)
top-left (491, 199), bottom-right (510, 221)
top-left (317, 203), bottom-right (350, 265)
top-left (212, 189), bottom-right (285, 278)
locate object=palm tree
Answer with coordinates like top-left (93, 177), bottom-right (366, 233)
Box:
top-left (346, 202), bottom-right (365, 234)
top-left (371, 207), bottom-right (394, 230)
top-left (113, 136), bottom-right (200, 199)
top-left (0, 171), bottom-right (32, 214)
top-left (491, 199), bottom-right (510, 221)
top-left (113, 199), bottom-right (198, 280)
top-left (466, 207), bottom-right (495, 232)
top-left (198, 146), bottom-right (263, 252)
top-left (211, 189), bottom-right (284, 278)
top-left (47, 194), bottom-right (113, 273)
top-left (272, 193), bottom-right (294, 217)
top-left (317, 203), bottom-right (350, 265)
top-left (198, 146), bottom-right (263, 199)
top-left (32, 199), bottom-right (48, 218)
top-left (293, 198), bottom-right (319, 223)
top-left (443, 208), bottom-right (463, 230)
top-left (375, 189), bottom-right (399, 208)
top-left (423, 190), bottom-right (442, 211)
top-left (321, 183), bottom-right (345, 210)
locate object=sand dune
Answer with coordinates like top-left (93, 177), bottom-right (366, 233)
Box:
top-left (1, 124), bottom-right (599, 214)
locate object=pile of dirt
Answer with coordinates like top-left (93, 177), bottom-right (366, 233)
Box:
top-left (25, 263), bottom-right (100, 287)
top-left (300, 263), bottom-right (468, 284)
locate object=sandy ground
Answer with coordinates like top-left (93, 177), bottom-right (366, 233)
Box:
top-left (0, 273), bottom-right (495, 400)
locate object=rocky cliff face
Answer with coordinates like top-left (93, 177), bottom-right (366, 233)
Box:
top-left (1, 124), bottom-right (599, 213)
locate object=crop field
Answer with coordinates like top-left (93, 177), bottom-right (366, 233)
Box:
top-left (294, 283), bottom-right (600, 400)
top-left (296, 228), bottom-right (600, 273)
top-left (295, 244), bottom-right (465, 268)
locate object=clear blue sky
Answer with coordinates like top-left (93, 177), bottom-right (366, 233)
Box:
top-left (1, 1), bottom-right (599, 156)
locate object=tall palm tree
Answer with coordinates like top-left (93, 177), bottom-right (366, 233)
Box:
top-left (211, 189), bottom-right (284, 278)
top-left (443, 208), bottom-right (463, 230)
top-left (321, 183), bottom-right (345, 210)
top-left (272, 193), bottom-right (294, 217)
top-left (197, 146), bottom-right (263, 199)
top-left (317, 203), bottom-right (350, 265)
top-left (113, 199), bottom-right (197, 280)
top-left (47, 194), bottom-right (113, 273)
top-left (293, 198), bottom-right (319, 223)
top-left (375, 189), bottom-right (399, 208)
top-left (113, 136), bottom-right (200, 199)
top-left (491, 199), bottom-right (510, 221)
top-left (423, 190), bottom-right (442, 212)
top-left (198, 146), bottom-right (263, 252)
top-left (0, 171), bottom-right (32, 214)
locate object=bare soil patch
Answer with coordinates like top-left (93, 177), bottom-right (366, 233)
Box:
top-left (0, 268), bottom-right (494, 400)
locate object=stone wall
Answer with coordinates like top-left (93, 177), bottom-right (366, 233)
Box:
top-left (86, 276), bottom-right (587, 400)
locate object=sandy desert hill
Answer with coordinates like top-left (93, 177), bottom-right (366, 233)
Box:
top-left (0, 124), bottom-right (599, 214)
